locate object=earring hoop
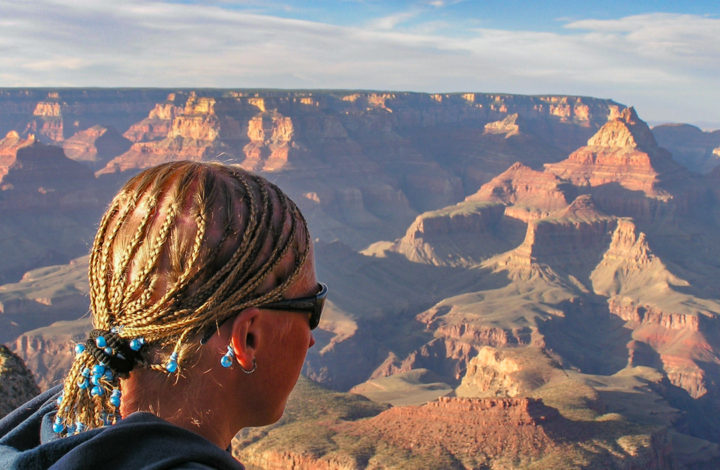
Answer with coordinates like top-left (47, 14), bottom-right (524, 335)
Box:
top-left (240, 358), bottom-right (257, 375)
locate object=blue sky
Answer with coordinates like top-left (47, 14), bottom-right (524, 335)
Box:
top-left (0, 0), bottom-right (718, 127)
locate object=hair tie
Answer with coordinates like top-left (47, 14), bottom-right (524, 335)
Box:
top-left (83, 329), bottom-right (145, 375)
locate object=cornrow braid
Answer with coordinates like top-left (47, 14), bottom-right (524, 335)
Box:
top-left (56, 161), bottom-right (311, 435)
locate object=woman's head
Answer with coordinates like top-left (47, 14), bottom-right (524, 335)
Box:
top-left (56, 161), bottom-right (314, 434)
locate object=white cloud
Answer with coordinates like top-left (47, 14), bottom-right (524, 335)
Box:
top-left (0, 2), bottom-right (717, 124)
top-left (426, 0), bottom-right (466, 8)
top-left (367, 10), bottom-right (421, 30)
top-left (565, 14), bottom-right (719, 69)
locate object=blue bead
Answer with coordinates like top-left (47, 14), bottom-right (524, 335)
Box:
top-left (104, 347), bottom-right (113, 354)
top-left (67, 424), bottom-right (75, 434)
top-left (91, 386), bottom-right (104, 396)
top-left (82, 367), bottom-right (90, 378)
top-left (91, 375), bottom-right (101, 386)
top-left (56, 395), bottom-right (63, 405)
top-left (111, 389), bottom-right (121, 397)
top-left (95, 336), bottom-right (107, 348)
top-left (75, 343), bottom-right (86, 355)
top-left (53, 423), bottom-right (64, 433)
top-left (104, 370), bottom-right (114, 381)
top-left (166, 360), bottom-right (178, 373)
top-left (92, 364), bottom-right (105, 376)
top-left (221, 354), bottom-right (233, 368)
top-left (129, 339), bottom-right (142, 351)
top-left (110, 396), bottom-right (121, 407)
top-left (78, 378), bottom-right (89, 389)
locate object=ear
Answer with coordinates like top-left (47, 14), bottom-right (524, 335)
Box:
top-left (229, 307), bottom-right (260, 371)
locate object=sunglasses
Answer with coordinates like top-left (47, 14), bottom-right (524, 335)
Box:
top-left (200, 282), bottom-right (328, 344)
top-left (258, 282), bottom-right (327, 330)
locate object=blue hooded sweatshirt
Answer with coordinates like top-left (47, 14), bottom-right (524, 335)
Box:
top-left (0, 386), bottom-right (245, 469)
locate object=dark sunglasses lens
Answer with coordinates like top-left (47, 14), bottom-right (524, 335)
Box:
top-left (310, 300), bottom-right (324, 329)
top-left (310, 283), bottom-right (328, 330)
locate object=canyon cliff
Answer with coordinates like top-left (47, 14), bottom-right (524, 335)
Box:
top-left (1, 89), bottom-right (719, 468)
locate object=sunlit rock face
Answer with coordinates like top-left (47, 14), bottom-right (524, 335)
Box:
top-left (0, 131), bottom-right (36, 182)
top-left (545, 107), bottom-right (683, 197)
top-left (63, 125), bottom-right (132, 170)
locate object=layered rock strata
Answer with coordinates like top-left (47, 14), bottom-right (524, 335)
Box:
top-left (545, 107), bottom-right (682, 198)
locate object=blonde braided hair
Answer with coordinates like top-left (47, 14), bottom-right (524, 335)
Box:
top-left (56, 161), bottom-right (310, 433)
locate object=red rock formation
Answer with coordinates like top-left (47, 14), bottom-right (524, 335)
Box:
top-left (0, 131), bottom-right (36, 182)
top-left (63, 125), bottom-right (132, 168)
top-left (241, 112), bottom-right (297, 171)
top-left (608, 297), bottom-right (717, 398)
top-left (122, 96), bottom-right (183, 142)
top-left (343, 396), bottom-right (559, 463)
top-left (99, 93), bottom-right (224, 174)
top-left (24, 100), bottom-right (64, 142)
top-left (545, 108), bottom-right (682, 197)
top-left (466, 162), bottom-right (570, 221)
top-left (419, 312), bottom-right (533, 348)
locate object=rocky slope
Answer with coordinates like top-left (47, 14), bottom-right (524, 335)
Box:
top-left (235, 377), bottom-right (676, 470)
top-left (0, 257), bottom-right (89, 345)
top-left (0, 344), bottom-right (40, 418)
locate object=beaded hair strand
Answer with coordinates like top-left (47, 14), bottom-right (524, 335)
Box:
top-left (55, 161), bottom-right (310, 435)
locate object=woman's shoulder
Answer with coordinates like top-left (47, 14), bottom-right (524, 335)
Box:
top-left (173, 463), bottom-right (244, 470)
top-left (0, 389), bottom-right (244, 470)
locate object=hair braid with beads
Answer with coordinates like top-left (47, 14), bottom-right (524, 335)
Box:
top-left (55, 161), bottom-right (310, 435)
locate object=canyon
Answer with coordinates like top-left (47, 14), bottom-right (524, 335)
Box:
top-left (1, 89), bottom-right (719, 468)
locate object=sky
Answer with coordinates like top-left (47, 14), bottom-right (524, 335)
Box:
top-left (0, 0), bottom-right (718, 127)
